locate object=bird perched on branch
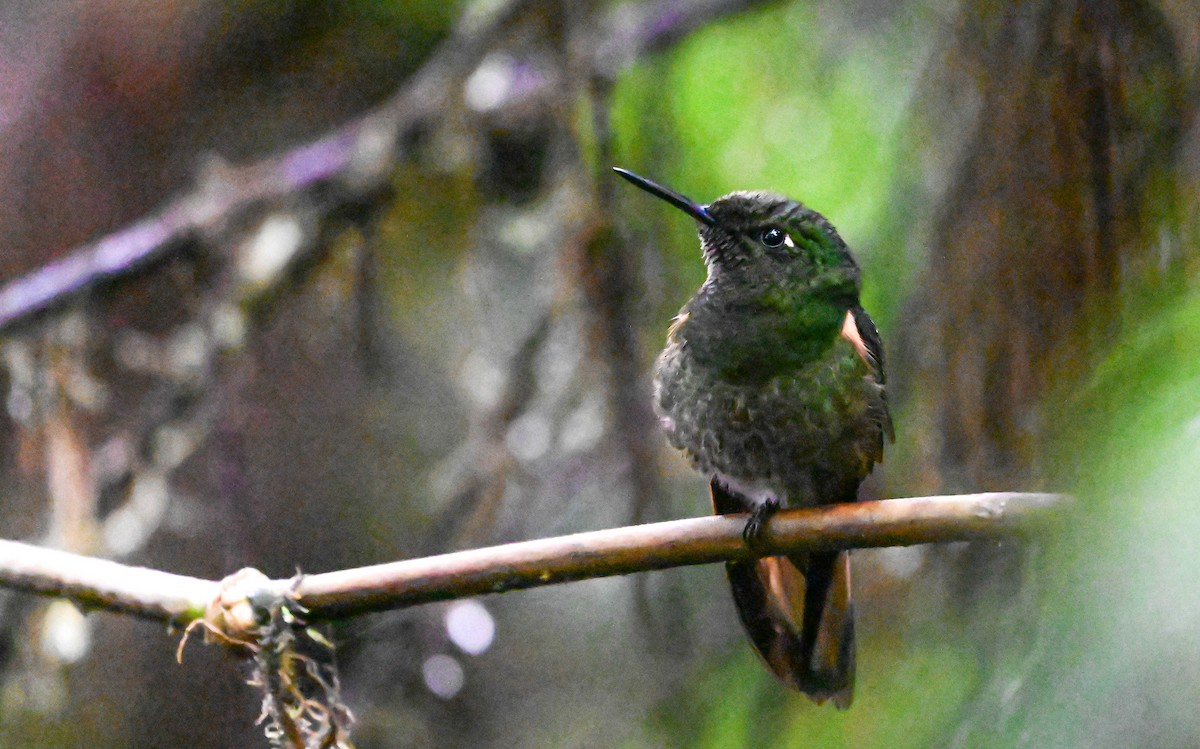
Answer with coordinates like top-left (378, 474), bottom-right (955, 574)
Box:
top-left (614, 167), bottom-right (892, 708)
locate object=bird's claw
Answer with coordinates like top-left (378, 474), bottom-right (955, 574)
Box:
top-left (742, 498), bottom-right (781, 547)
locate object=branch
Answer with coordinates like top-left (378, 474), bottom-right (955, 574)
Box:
top-left (0, 538), bottom-right (213, 623)
top-left (0, 0), bottom-right (535, 336)
top-left (0, 493), bottom-right (1068, 627)
top-left (0, 0), bottom-right (776, 337)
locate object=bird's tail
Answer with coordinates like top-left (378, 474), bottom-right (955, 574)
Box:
top-left (711, 480), bottom-right (855, 708)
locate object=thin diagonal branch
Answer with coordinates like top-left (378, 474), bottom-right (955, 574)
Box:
top-left (0, 0), bottom-right (535, 335)
top-left (0, 493), bottom-right (1068, 628)
top-left (0, 0), bottom-right (775, 338)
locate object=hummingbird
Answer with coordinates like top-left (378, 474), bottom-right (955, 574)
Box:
top-left (614, 167), bottom-right (892, 708)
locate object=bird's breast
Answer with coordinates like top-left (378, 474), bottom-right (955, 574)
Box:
top-left (654, 333), bottom-right (882, 507)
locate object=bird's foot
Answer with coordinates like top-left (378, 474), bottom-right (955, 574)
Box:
top-left (742, 498), bottom-right (781, 547)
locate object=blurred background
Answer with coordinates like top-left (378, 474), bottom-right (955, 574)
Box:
top-left (0, 0), bottom-right (1197, 746)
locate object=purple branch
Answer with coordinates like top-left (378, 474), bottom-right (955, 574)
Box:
top-left (0, 0), bottom-right (779, 336)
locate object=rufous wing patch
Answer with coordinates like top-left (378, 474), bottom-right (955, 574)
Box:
top-left (668, 311), bottom-right (690, 339)
top-left (840, 310), bottom-right (871, 366)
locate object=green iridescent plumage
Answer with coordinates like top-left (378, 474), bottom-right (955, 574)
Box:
top-left (615, 168), bottom-right (891, 708)
top-left (655, 191), bottom-right (887, 504)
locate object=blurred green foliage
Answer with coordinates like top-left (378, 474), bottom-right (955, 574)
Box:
top-left (652, 636), bottom-right (976, 748)
top-left (610, 1), bottom-right (1199, 746)
top-left (1, 1), bottom-right (1190, 746)
top-left (609, 3), bottom-right (981, 745)
top-left (993, 287), bottom-right (1200, 748)
top-left (612, 2), bottom-right (927, 324)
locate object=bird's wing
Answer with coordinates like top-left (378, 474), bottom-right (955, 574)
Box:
top-left (844, 305), bottom-right (895, 446)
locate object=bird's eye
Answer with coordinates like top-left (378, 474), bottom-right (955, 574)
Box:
top-left (760, 226), bottom-right (786, 248)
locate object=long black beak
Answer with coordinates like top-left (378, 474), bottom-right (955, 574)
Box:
top-left (612, 167), bottom-right (717, 227)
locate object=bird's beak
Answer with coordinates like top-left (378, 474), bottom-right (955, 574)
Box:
top-left (612, 167), bottom-right (717, 227)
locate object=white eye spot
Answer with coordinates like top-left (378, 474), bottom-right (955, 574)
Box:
top-left (759, 226), bottom-right (786, 247)
top-left (783, 234), bottom-right (795, 249)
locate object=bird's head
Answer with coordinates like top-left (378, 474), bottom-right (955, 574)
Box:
top-left (613, 168), bottom-right (860, 300)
